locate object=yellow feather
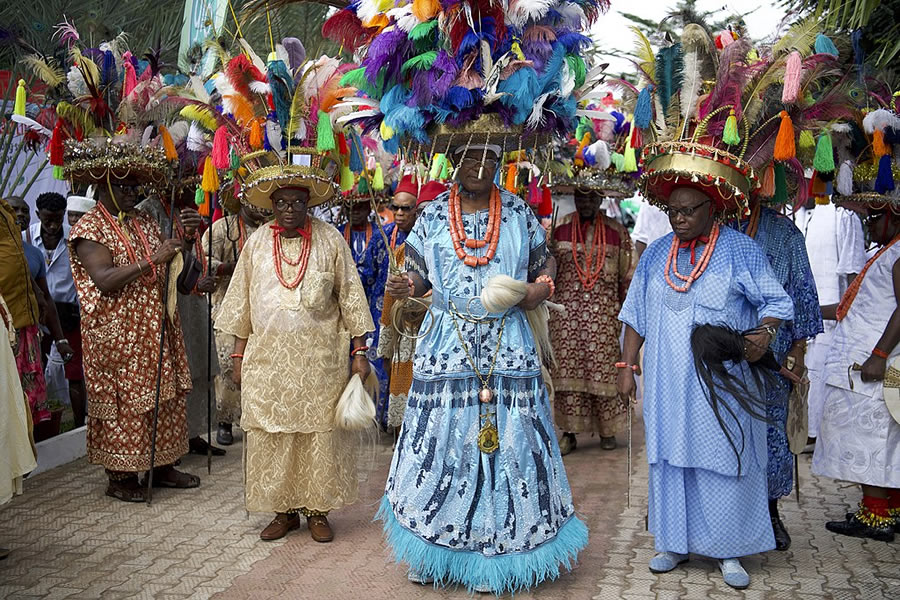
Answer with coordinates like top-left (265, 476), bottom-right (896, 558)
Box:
top-left (20, 55), bottom-right (65, 88)
top-left (630, 26), bottom-right (655, 82)
top-left (179, 105), bottom-right (218, 131)
top-left (286, 84), bottom-right (308, 142)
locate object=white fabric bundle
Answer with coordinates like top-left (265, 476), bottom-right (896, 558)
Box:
top-left (334, 373), bottom-right (378, 430)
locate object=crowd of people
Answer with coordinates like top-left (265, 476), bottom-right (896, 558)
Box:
top-left (1, 1), bottom-right (899, 595)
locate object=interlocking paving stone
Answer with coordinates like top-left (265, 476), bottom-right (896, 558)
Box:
top-left (2, 407), bottom-right (898, 599)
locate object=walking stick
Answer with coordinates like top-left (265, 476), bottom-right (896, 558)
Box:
top-left (147, 167), bottom-right (183, 504)
top-left (627, 393), bottom-right (633, 509)
top-left (206, 192), bottom-right (217, 475)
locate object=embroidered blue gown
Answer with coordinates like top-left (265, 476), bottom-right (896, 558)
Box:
top-left (619, 226), bottom-right (794, 559)
top-left (339, 220), bottom-right (388, 405)
top-left (377, 189), bottom-right (588, 594)
top-left (732, 208), bottom-right (823, 500)
top-left (360, 222), bottom-right (407, 428)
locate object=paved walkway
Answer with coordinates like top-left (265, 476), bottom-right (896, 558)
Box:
top-left (0, 416), bottom-right (897, 599)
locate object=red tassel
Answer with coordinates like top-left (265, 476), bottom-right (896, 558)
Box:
top-left (212, 127), bottom-right (230, 169)
top-left (337, 132), bottom-right (349, 156)
top-left (48, 121), bottom-right (65, 166)
top-left (631, 127), bottom-right (643, 148)
top-left (539, 185), bottom-right (553, 217)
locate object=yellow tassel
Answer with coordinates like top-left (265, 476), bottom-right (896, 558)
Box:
top-left (158, 125), bottom-right (178, 161)
top-left (201, 156), bottom-right (220, 193)
top-left (249, 119), bottom-right (263, 150)
top-left (13, 79), bottom-right (26, 117)
top-left (798, 130), bottom-right (815, 151)
top-left (873, 129), bottom-right (889, 158)
top-left (773, 111), bottom-right (796, 161)
top-left (373, 164), bottom-right (385, 191)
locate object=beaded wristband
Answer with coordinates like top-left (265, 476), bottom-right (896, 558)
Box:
top-left (351, 346), bottom-right (369, 357)
top-left (615, 362), bottom-right (639, 371)
top-left (536, 275), bottom-right (556, 298)
top-left (230, 353), bottom-right (244, 359)
top-left (872, 347), bottom-right (889, 359)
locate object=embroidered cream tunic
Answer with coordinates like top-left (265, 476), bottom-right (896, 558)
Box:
top-left (215, 216), bottom-right (374, 513)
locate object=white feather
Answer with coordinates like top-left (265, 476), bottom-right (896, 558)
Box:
top-left (336, 110), bottom-right (378, 125)
top-left (266, 120), bottom-right (283, 154)
top-left (836, 160), bottom-right (854, 196)
top-left (480, 275), bottom-right (559, 368)
top-left (334, 98), bottom-right (380, 110)
top-left (680, 50), bottom-right (703, 123)
top-left (141, 125), bottom-right (153, 147)
top-left (575, 109), bottom-right (617, 120)
top-left (189, 75), bottom-right (210, 104)
top-left (560, 61), bottom-right (575, 98)
top-left (239, 38), bottom-right (267, 75)
top-left (166, 121), bottom-right (189, 146)
top-left (66, 66), bottom-right (87, 98)
top-left (249, 80), bottom-right (270, 95)
top-left (507, 0), bottom-right (556, 29)
top-left (302, 56), bottom-right (341, 101)
top-left (862, 108), bottom-right (900, 134)
top-left (830, 123), bottom-right (851, 133)
top-left (590, 140), bottom-right (611, 170)
top-left (186, 122), bottom-right (208, 151)
top-left (654, 96), bottom-right (667, 134)
top-left (10, 115), bottom-right (51, 137)
top-left (356, 0), bottom-right (380, 24)
top-left (526, 93), bottom-right (552, 129)
top-left (555, 2), bottom-right (586, 28)
top-left (387, 7), bottom-right (417, 32)
top-left (275, 43), bottom-right (289, 67)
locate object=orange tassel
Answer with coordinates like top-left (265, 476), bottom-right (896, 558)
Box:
top-left (249, 119), bottom-right (263, 149)
top-left (760, 163), bottom-right (775, 197)
top-left (872, 129), bottom-right (889, 158)
top-left (773, 111), bottom-right (796, 161)
top-left (158, 125), bottom-right (178, 161)
top-left (505, 164), bottom-right (518, 193)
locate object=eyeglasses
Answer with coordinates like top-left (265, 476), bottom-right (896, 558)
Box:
top-left (460, 157), bottom-right (499, 169)
top-left (389, 203), bottom-right (415, 213)
top-left (863, 212), bottom-right (886, 227)
top-left (273, 199), bottom-right (307, 211)
top-left (664, 199), bottom-right (710, 218)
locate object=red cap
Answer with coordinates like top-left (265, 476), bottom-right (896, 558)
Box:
top-left (417, 181), bottom-right (447, 206)
top-left (395, 174), bottom-right (418, 197)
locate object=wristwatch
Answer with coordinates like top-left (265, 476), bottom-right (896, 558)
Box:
top-left (761, 324), bottom-right (777, 344)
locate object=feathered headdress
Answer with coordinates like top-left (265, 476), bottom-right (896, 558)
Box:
top-left (327, 0), bottom-right (611, 157)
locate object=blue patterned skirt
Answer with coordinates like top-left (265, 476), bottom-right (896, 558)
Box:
top-left (766, 374), bottom-right (793, 499)
top-left (378, 374), bottom-right (588, 594)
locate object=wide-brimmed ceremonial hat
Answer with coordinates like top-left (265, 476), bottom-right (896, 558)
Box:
top-left (240, 149), bottom-right (340, 210)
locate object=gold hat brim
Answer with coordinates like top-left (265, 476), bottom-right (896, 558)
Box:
top-left (426, 114), bottom-right (549, 152)
top-left (63, 140), bottom-right (170, 187)
top-left (241, 165), bottom-right (338, 210)
top-left (639, 143), bottom-right (757, 216)
top-left (834, 192), bottom-right (900, 215)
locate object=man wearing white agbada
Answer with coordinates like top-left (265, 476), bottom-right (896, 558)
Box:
top-left (0, 293), bottom-right (38, 559)
top-left (794, 200), bottom-right (866, 439)
top-left (215, 184), bottom-right (374, 544)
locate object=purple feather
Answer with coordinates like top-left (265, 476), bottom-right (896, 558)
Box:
top-left (410, 71), bottom-right (435, 106)
top-left (699, 38), bottom-right (750, 131)
top-left (364, 28), bottom-right (410, 86)
top-left (282, 37), bottom-right (306, 81)
top-left (432, 50), bottom-right (457, 97)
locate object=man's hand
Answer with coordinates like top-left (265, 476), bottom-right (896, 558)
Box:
top-left (616, 368), bottom-right (636, 400)
top-left (386, 272), bottom-right (412, 300)
top-left (57, 340), bottom-right (75, 363)
top-left (180, 208), bottom-right (202, 238)
top-left (351, 354), bottom-right (371, 382)
top-left (861, 354), bottom-right (887, 382)
top-left (151, 239), bottom-right (183, 265)
top-left (232, 357), bottom-right (242, 388)
top-left (743, 330), bottom-right (771, 363)
top-left (785, 347), bottom-right (806, 378)
top-left (196, 275), bottom-right (217, 294)
top-left (517, 281), bottom-right (551, 311)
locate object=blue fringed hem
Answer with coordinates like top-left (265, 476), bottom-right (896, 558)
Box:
top-left (375, 496), bottom-right (589, 595)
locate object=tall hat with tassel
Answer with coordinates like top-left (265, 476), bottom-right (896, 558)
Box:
top-left (23, 23), bottom-right (174, 189)
top-left (325, 0), bottom-right (612, 167)
top-left (633, 21), bottom-right (854, 216)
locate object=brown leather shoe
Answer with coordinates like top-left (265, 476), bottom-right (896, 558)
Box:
top-left (307, 515), bottom-right (334, 543)
top-left (260, 513), bottom-right (300, 541)
top-left (600, 436), bottom-right (617, 450)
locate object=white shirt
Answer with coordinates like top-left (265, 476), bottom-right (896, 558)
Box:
top-left (23, 222), bottom-right (77, 305)
top-left (794, 203), bottom-right (867, 305)
top-left (631, 198), bottom-right (672, 246)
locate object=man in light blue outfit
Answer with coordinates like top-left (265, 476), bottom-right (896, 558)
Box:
top-left (618, 185), bottom-right (794, 590)
top-left (381, 143), bottom-right (587, 595)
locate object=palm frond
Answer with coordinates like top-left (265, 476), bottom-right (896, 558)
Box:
top-left (772, 15), bottom-right (822, 56)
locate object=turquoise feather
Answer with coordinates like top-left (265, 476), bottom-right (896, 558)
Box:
top-left (654, 44), bottom-right (683, 116)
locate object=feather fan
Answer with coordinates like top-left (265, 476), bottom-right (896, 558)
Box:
top-left (21, 55), bottom-right (66, 88)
